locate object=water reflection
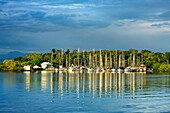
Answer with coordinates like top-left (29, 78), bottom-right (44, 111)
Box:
top-left (1, 72), bottom-right (170, 113)
top-left (24, 72), bottom-right (147, 98)
top-left (25, 71), bottom-right (30, 92)
top-left (3, 72), bottom-right (170, 99)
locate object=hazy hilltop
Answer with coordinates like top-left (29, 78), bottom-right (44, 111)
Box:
top-left (0, 51), bottom-right (26, 62)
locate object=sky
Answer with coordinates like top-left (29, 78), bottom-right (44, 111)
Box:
top-left (0, 0), bottom-right (170, 53)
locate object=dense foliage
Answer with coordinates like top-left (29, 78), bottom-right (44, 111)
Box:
top-left (0, 49), bottom-right (170, 72)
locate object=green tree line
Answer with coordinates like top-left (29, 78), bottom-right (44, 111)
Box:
top-left (0, 49), bottom-right (170, 72)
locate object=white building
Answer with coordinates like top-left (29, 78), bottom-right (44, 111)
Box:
top-left (33, 65), bottom-right (41, 69)
top-left (24, 65), bottom-right (31, 71)
top-left (41, 62), bottom-right (53, 69)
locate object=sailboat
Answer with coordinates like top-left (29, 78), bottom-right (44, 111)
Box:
top-left (67, 52), bottom-right (75, 73)
top-left (112, 50), bottom-right (118, 72)
top-left (75, 48), bottom-right (80, 71)
top-left (68, 64), bottom-right (76, 72)
top-left (59, 49), bottom-right (64, 71)
top-left (131, 54), bottom-right (137, 72)
top-left (117, 51), bottom-right (124, 73)
top-left (68, 48), bottom-right (81, 72)
top-left (80, 50), bottom-right (87, 72)
top-left (106, 51), bottom-right (112, 72)
top-left (87, 53), bottom-right (94, 72)
top-left (108, 51), bottom-right (117, 72)
top-left (96, 49), bottom-right (105, 73)
top-left (46, 49), bottom-right (55, 71)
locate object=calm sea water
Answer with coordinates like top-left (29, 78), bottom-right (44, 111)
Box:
top-left (0, 71), bottom-right (170, 113)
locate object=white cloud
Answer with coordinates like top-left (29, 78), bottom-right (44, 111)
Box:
top-left (109, 19), bottom-right (170, 36)
top-left (39, 4), bottom-right (95, 10)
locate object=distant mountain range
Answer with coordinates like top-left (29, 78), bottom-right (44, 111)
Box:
top-left (0, 51), bottom-right (26, 62)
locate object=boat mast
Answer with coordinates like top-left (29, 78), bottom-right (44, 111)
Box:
top-left (130, 53), bottom-right (132, 67)
top-left (105, 52), bottom-right (108, 68)
top-left (141, 54), bottom-right (143, 64)
top-left (127, 56), bottom-right (130, 66)
top-left (66, 54), bottom-right (68, 68)
top-left (133, 54), bottom-right (135, 67)
top-left (114, 55), bottom-right (116, 68)
top-left (69, 53), bottom-right (70, 67)
top-left (89, 53), bottom-right (92, 67)
top-left (62, 49), bottom-right (64, 67)
top-left (95, 54), bottom-right (98, 68)
top-left (50, 52), bottom-right (53, 66)
top-left (93, 48), bottom-right (95, 67)
top-left (122, 51), bottom-right (125, 67)
top-left (78, 48), bottom-right (80, 67)
top-left (110, 51), bottom-right (112, 68)
top-left (137, 55), bottom-right (140, 66)
top-left (100, 49), bottom-right (103, 68)
top-left (83, 50), bottom-right (86, 67)
top-left (119, 54), bottom-right (122, 67)
top-left (58, 50), bottom-right (61, 68)
top-left (116, 50), bottom-right (118, 68)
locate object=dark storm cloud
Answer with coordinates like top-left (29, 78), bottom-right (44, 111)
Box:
top-left (0, 0), bottom-right (170, 52)
top-left (1, 0), bottom-right (170, 31)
